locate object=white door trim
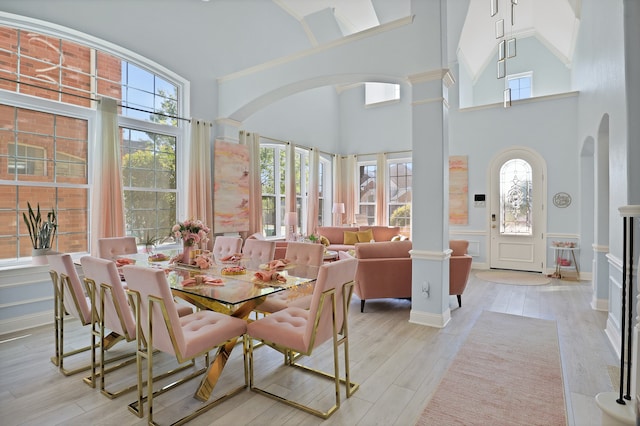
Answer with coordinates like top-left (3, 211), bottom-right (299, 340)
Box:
top-left (487, 146), bottom-right (547, 272)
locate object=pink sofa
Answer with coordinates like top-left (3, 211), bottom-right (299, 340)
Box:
top-left (353, 240), bottom-right (413, 312)
top-left (449, 240), bottom-right (472, 307)
top-left (316, 226), bottom-right (401, 252)
top-left (352, 239), bottom-right (473, 312)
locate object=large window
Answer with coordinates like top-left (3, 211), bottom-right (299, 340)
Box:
top-left (388, 160), bottom-right (412, 232)
top-left (0, 23), bottom-right (185, 263)
top-left (1, 105), bottom-right (90, 260)
top-left (365, 82), bottom-right (400, 106)
top-left (260, 144), bottom-right (286, 237)
top-left (260, 143), bottom-right (330, 237)
top-left (358, 162), bottom-right (376, 225)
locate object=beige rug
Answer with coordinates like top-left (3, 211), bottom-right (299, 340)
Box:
top-left (475, 270), bottom-right (551, 285)
top-left (416, 311), bottom-right (567, 426)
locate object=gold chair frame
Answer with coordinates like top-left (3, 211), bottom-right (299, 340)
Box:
top-left (49, 269), bottom-right (96, 376)
top-left (245, 280), bottom-right (359, 419)
top-left (80, 278), bottom-right (193, 399)
top-left (127, 289), bottom-right (248, 426)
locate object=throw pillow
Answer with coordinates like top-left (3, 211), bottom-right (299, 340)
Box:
top-left (356, 229), bottom-right (374, 243)
top-left (391, 235), bottom-right (401, 242)
top-left (318, 235), bottom-right (330, 246)
top-left (343, 231), bottom-right (358, 245)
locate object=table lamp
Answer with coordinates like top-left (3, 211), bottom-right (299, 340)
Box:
top-left (284, 211), bottom-right (298, 241)
top-left (332, 203), bottom-right (345, 226)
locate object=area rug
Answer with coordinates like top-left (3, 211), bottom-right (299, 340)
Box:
top-left (416, 311), bottom-right (567, 426)
top-left (475, 270), bottom-right (551, 285)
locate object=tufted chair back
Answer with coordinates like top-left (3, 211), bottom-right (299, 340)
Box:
top-left (242, 239), bottom-right (276, 264)
top-left (284, 242), bottom-right (324, 267)
top-left (212, 236), bottom-right (243, 261)
top-left (97, 236), bottom-right (137, 260)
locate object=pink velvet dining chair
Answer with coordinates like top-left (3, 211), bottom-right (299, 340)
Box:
top-left (47, 253), bottom-right (95, 376)
top-left (80, 255), bottom-right (193, 398)
top-left (245, 257), bottom-right (359, 419)
top-left (212, 236), bottom-right (243, 261)
top-left (97, 236), bottom-right (138, 260)
top-left (122, 265), bottom-right (248, 425)
top-left (242, 238), bottom-right (276, 264)
top-left (256, 242), bottom-right (324, 314)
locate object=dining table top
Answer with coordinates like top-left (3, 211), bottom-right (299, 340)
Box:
top-left (112, 251), bottom-right (319, 310)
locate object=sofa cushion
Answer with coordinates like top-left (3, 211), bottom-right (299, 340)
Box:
top-left (317, 226), bottom-right (359, 244)
top-left (359, 226), bottom-right (401, 242)
top-left (356, 228), bottom-right (374, 242)
top-left (343, 231), bottom-right (359, 245)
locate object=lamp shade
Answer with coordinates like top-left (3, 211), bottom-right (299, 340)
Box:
top-left (332, 203), bottom-right (345, 214)
top-left (284, 212), bottom-right (297, 226)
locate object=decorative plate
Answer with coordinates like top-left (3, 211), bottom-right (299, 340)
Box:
top-left (553, 192), bottom-right (571, 208)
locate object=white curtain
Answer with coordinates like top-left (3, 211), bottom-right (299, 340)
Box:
top-left (90, 97), bottom-right (125, 255)
top-left (376, 152), bottom-right (388, 225)
top-left (333, 154), bottom-right (357, 226)
top-left (240, 130), bottom-right (262, 236)
top-left (306, 148), bottom-right (319, 235)
top-left (285, 141), bottom-right (297, 214)
top-left (344, 155), bottom-right (357, 225)
top-left (186, 119), bottom-right (213, 249)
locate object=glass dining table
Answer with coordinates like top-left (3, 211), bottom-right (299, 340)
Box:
top-left (115, 251), bottom-right (319, 401)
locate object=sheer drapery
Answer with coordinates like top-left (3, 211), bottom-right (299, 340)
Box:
top-left (376, 152), bottom-right (388, 225)
top-left (306, 148), bottom-right (319, 236)
top-left (333, 154), bottom-right (357, 226)
top-left (186, 119), bottom-right (213, 249)
top-left (240, 130), bottom-right (263, 236)
top-left (285, 142), bottom-right (297, 215)
top-left (90, 97), bottom-right (125, 255)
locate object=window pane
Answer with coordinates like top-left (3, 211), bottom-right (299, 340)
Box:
top-left (121, 127), bottom-right (176, 243)
top-left (499, 158), bottom-right (532, 235)
top-left (389, 161), bottom-right (412, 232)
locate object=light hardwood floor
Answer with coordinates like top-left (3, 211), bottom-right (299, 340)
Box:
top-left (0, 272), bottom-right (618, 426)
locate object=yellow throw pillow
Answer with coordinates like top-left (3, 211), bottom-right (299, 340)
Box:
top-left (344, 231), bottom-right (359, 245)
top-left (319, 235), bottom-right (330, 246)
top-left (356, 229), bottom-right (374, 243)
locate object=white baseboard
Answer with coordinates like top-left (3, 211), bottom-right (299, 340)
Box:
top-left (409, 308), bottom-right (451, 328)
top-left (0, 310), bottom-right (52, 337)
top-left (591, 296), bottom-right (608, 311)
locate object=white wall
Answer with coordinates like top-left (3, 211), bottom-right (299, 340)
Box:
top-left (337, 83), bottom-right (412, 155)
top-left (243, 86), bottom-right (340, 152)
top-left (448, 93), bottom-right (580, 267)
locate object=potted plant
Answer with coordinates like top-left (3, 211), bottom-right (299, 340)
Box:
top-left (141, 231), bottom-right (160, 254)
top-left (23, 202), bottom-right (57, 264)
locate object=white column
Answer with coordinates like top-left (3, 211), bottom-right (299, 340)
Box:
top-left (408, 70), bottom-right (455, 328)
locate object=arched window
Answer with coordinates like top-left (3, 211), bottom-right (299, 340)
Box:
top-left (499, 158), bottom-right (532, 235)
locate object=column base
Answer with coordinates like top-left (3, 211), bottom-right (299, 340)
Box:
top-left (595, 392), bottom-right (635, 426)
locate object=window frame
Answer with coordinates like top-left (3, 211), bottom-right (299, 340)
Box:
top-left (387, 158), bottom-right (412, 230)
top-left (0, 16), bottom-right (190, 264)
top-left (506, 71), bottom-right (533, 101)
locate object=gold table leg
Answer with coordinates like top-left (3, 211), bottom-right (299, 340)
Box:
top-left (171, 288), bottom-right (261, 402)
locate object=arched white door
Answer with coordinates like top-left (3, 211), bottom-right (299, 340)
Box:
top-left (489, 148), bottom-right (546, 272)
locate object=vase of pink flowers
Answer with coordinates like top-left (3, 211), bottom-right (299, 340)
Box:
top-left (171, 219), bottom-right (210, 264)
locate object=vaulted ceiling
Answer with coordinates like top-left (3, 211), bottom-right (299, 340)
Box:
top-left (275, 0), bottom-right (581, 81)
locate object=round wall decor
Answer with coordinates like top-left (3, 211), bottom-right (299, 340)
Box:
top-left (553, 192), bottom-right (572, 208)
